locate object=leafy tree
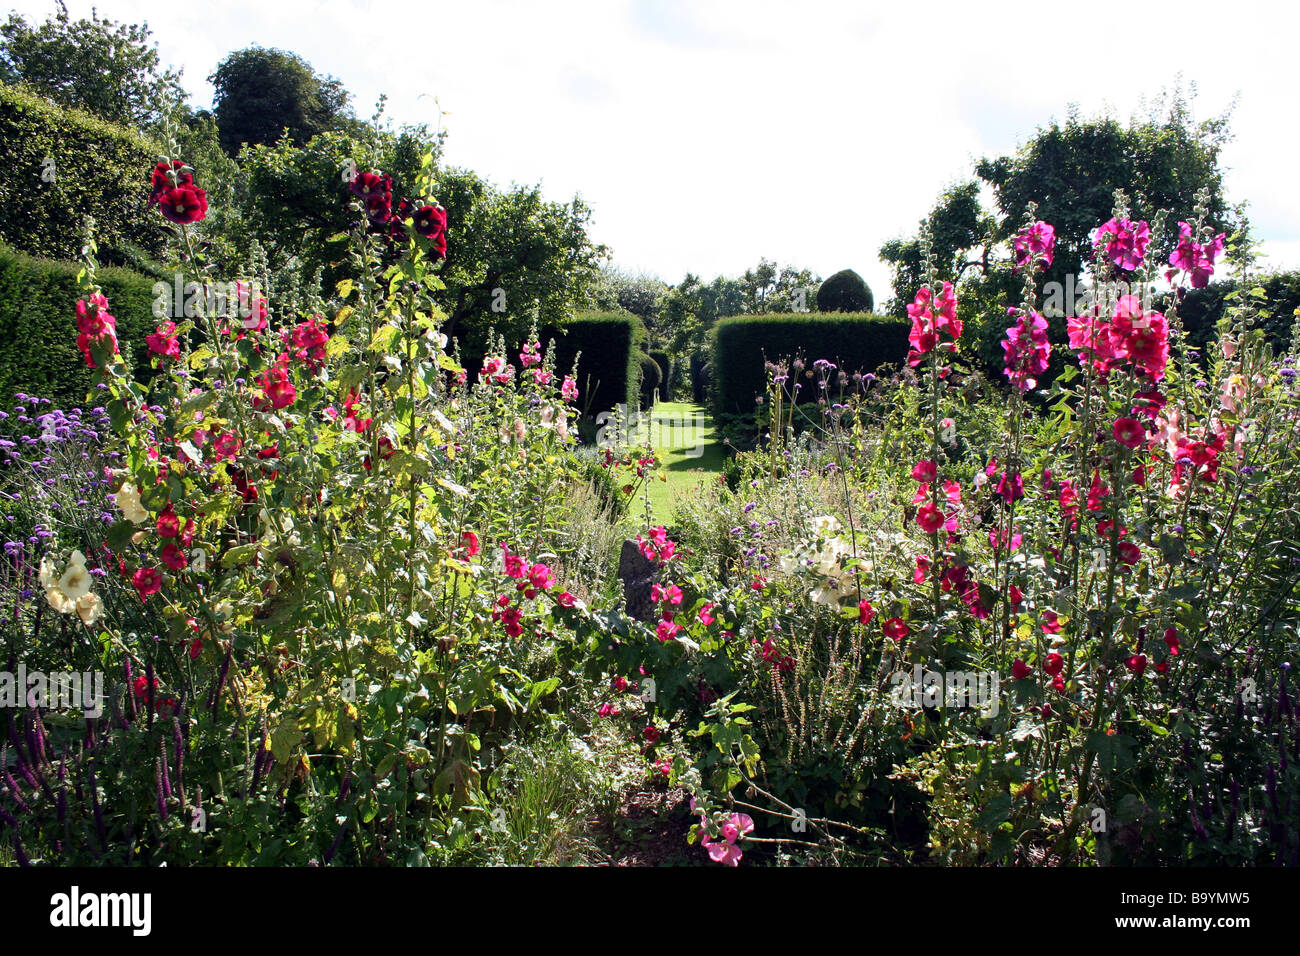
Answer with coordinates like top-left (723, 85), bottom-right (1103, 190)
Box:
top-left (582, 266), bottom-right (667, 325)
top-left (433, 166), bottom-right (606, 350)
top-left (0, 1), bottom-right (183, 130)
top-left (209, 46), bottom-right (355, 155)
top-left (740, 258), bottom-right (819, 314)
top-left (880, 181), bottom-right (989, 316)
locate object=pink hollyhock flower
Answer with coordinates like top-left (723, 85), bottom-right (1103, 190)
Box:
top-left (519, 342), bottom-right (541, 368)
top-left (1041, 610), bottom-right (1062, 634)
top-left (1008, 584), bottom-right (1023, 608)
top-left (146, 320), bottom-right (181, 360)
top-left (996, 470), bottom-right (1024, 503)
top-left (698, 602), bottom-right (716, 625)
top-left (935, 281), bottom-right (961, 339)
top-left (213, 432), bottom-right (241, 461)
top-left (556, 590), bottom-right (576, 608)
top-left (561, 376), bottom-right (579, 402)
top-left (1012, 659), bottom-right (1032, 680)
top-left (461, 531), bottom-right (480, 556)
top-left (656, 619), bottom-right (683, 642)
top-left (131, 567), bottom-right (163, 600)
top-left (527, 563), bottom-right (556, 590)
top-left (257, 365), bottom-right (296, 410)
top-left (1086, 469), bottom-right (1109, 511)
top-left (914, 555), bottom-right (932, 585)
top-left (291, 317), bottom-right (330, 369)
top-left (882, 617), bottom-right (909, 641)
top-left (1094, 217), bottom-right (1150, 272)
top-left (501, 606), bottom-right (524, 637)
top-left (942, 480), bottom-right (962, 505)
top-left (598, 703), bottom-right (619, 718)
top-left (916, 503), bottom-right (944, 534)
top-left (911, 460), bottom-right (937, 483)
top-left (503, 551), bottom-right (527, 578)
top-left (1002, 308), bottom-right (1051, 392)
top-left (1014, 220), bottom-right (1055, 270)
top-left (651, 583), bottom-right (683, 605)
top-left (858, 599), bottom-right (876, 625)
top-left (1110, 296), bottom-right (1169, 382)
top-left (1067, 305), bottom-right (1122, 374)
top-left (1112, 417), bottom-right (1145, 449)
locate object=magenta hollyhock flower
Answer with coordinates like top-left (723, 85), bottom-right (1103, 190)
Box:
top-left (1002, 308), bottom-right (1051, 392)
top-left (698, 602), bottom-right (716, 625)
top-left (213, 432), bottom-right (241, 461)
top-left (156, 506), bottom-right (180, 538)
top-left (1167, 221), bottom-right (1225, 289)
top-left (1163, 627), bottom-right (1180, 655)
top-left (656, 619), bottom-right (683, 642)
top-left (1014, 220), bottom-right (1055, 270)
top-left (1118, 541), bottom-right (1141, 565)
top-left (1094, 217), bottom-right (1151, 272)
top-left (1110, 296), bottom-right (1169, 382)
top-left (1012, 659), bottom-right (1032, 680)
top-left (556, 591), bottom-right (576, 608)
top-left (146, 321), bottom-right (181, 360)
top-left (916, 502), bottom-right (944, 534)
top-left (1041, 610), bottom-right (1062, 634)
top-left (597, 702), bottom-right (619, 718)
top-left (461, 531), bottom-right (480, 556)
top-left (996, 470), bottom-right (1024, 503)
top-left (561, 376), bottom-right (579, 402)
top-left (503, 551), bottom-right (527, 578)
top-left (1043, 652), bottom-right (1064, 677)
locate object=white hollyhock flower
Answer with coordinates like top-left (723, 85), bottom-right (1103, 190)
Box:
top-left (75, 592), bottom-right (104, 626)
top-left (115, 481), bottom-right (149, 523)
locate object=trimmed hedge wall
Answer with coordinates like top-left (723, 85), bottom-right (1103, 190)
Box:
top-left (0, 82), bottom-right (163, 264)
top-left (710, 312), bottom-right (909, 416)
top-left (0, 244), bottom-right (159, 409)
top-left (538, 312), bottom-right (646, 416)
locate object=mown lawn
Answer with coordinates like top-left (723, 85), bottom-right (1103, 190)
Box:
top-left (627, 400), bottom-right (725, 524)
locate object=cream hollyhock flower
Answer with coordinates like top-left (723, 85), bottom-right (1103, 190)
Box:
top-left (75, 592), bottom-right (104, 626)
top-left (57, 550), bottom-right (92, 600)
top-left (115, 481), bottom-right (149, 523)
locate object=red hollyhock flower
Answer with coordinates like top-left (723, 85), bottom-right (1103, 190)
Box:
top-left (643, 726), bottom-right (661, 744)
top-left (1163, 627), bottom-right (1180, 655)
top-left (349, 171), bottom-right (392, 200)
top-left (1043, 652), bottom-right (1064, 676)
top-left (556, 591), bottom-right (576, 608)
top-left (858, 599), bottom-right (875, 625)
top-left (1112, 416), bottom-right (1145, 449)
top-left (882, 617), bottom-right (909, 641)
top-left (157, 183), bottom-right (208, 224)
top-left (1012, 659), bottom-right (1032, 680)
top-left (160, 542), bottom-right (188, 571)
top-left (411, 204), bottom-right (448, 258)
top-left (131, 567), bottom-right (163, 600)
top-left (1125, 654), bottom-right (1148, 676)
top-left (461, 531), bottom-right (480, 556)
top-left (257, 365), bottom-right (297, 410)
top-left (156, 506), bottom-right (180, 538)
top-left (1118, 541), bottom-right (1141, 565)
top-left (148, 160), bottom-right (192, 205)
top-left (911, 460), bottom-right (938, 483)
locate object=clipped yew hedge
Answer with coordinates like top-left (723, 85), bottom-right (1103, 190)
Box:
top-left (710, 312), bottom-right (909, 416)
top-left (0, 243), bottom-right (159, 408)
top-left (538, 312), bottom-right (646, 416)
top-left (0, 82), bottom-right (163, 264)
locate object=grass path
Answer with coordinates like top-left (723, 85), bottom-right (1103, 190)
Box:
top-left (625, 400), bottom-right (725, 524)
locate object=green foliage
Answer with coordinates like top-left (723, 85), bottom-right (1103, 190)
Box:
top-left (0, 243), bottom-right (158, 406)
top-left (581, 266), bottom-right (667, 324)
top-left (539, 312), bottom-right (647, 415)
top-left (976, 94), bottom-right (1233, 282)
top-left (709, 313), bottom-right (909, 417)
top-left (648, 349), bottom-right (672, 400)
top-left (438, 167), bottom-right (607, 353)
top-left (0, 3), bottom-right (183, 130)
top-left (816, 268), bottom-right (874, 313)
top-left (880, 181), bottom-right (988, 316)
top-left (1174, 272), bottom-right (1300, 356)
top-left (0, 82), bottom-right (163, 264)
top-left (209, 46), bottom-right (355, 155)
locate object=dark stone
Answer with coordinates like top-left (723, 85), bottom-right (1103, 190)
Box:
top-left (618, 539), bottom-right (658, 622)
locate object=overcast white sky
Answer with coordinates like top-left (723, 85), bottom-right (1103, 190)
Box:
top-left (11, 0), bottom-right (1300, 298)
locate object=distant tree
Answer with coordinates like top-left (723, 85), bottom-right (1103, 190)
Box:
top-left (582, 266), bottom-right (668, 324)
top-left (879, 181), bottom-right (988, 315)
top-left (0, 1), bottom-right (183, 130)
top-left (209, 46), bottom-right (354, 155)
top-left (741, 258), bottom-right (820, 313)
